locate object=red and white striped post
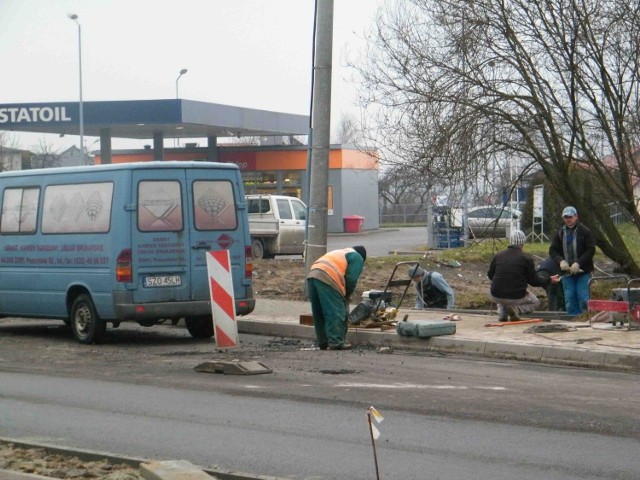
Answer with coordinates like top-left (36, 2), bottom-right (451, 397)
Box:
top-left (206, 250), bottom-right (239, 349)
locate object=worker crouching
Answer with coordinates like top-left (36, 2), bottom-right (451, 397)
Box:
top-left (488, 230), bottom-right (560, 321)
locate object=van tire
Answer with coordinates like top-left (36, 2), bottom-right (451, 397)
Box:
top-left (251, 238), bottom-right (265, 259)
top-left (185, 316), bottom-right (214, 339)
top-left (70, 294), bottom-right (106, 344)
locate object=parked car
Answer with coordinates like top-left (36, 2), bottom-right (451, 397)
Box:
top-left (466, 205), bottom-right (522, 238)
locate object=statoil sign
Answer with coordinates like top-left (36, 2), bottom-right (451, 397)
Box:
top-left (0, 103), bottom-right (75, 126)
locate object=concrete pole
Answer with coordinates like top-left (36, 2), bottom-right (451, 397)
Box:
top-left (304, 0), bottom-right (333, 274)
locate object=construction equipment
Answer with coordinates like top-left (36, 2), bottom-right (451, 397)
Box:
top-left (587, 275), bottom-right (640, 330)
top-left (348, 261), bottom-right (419, 328)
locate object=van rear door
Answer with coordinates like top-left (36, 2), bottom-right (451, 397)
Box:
top-left (186, 169), bottom-right (244, 304)
top-left (132, 170), bottom-right (191, 305)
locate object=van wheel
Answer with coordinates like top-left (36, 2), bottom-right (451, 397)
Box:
top-left (70, 294), bottom-right (106, 344)
top-left (185, 316), bottom-right (214, 339)
top-left (251, 238), bottom-right (264, 259)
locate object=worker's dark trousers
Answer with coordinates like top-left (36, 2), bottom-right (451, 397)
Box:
top-left (307, 278), bottom-right (348, 348)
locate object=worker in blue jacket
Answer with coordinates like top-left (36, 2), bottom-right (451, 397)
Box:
top-left (408, 265), bottom-right (455, 309)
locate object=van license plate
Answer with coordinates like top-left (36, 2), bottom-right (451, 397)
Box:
top-left (144, 275), bottom-right (182, 288)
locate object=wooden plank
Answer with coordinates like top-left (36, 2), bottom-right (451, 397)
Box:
top-left (484, 319), bottom-right (543, 327)
top-left (299, 314), bottom-right (314, 326)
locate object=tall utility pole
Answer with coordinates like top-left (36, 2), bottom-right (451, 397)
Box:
top-left (304, 0), bottom-right (334, 274)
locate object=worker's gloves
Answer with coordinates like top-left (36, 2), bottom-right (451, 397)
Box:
top-left (560, 260), bottom-right (570, 272)
top-left (570, 262), bottom-right (581, 275)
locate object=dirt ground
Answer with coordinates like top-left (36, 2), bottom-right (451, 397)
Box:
top-left (251, 255), bottom-right (619, 311)
top-left (0, 443), bottom-right (142, 479)
top-left (252, 255), bottom-right (505, 310)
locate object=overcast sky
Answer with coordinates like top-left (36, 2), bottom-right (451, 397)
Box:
top-left (0, 0), bottom-right (383, 151)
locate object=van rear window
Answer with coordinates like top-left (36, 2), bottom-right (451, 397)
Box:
top-left (138, 181), bottom-right (183, 232)
top-left (1, 187), bottom-right (39, 234)
top-left (193, 180), bottom-right (237, 230)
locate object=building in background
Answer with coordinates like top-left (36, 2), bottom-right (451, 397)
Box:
top-left (0, 147), bottom-right (31, 171)
top-left (94, 143), bottom-right (380, 233)
top-left (30, 145), bottom-right (93, 169)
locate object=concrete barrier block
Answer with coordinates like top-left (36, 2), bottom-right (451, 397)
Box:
top-left (140, 460), bottom-right (218, 480)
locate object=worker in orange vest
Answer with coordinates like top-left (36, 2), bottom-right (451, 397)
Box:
top-left (306, 246), bottom-right (367, 350)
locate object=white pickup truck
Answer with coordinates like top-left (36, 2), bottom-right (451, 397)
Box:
top-left (246, 194), bottom-right (307, 259)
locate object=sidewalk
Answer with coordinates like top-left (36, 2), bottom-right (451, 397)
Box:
top-left (241, 298), bottom-right (640, 373)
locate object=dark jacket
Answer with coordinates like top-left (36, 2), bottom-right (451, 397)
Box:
top-left (537, 256), bottom-right (560, 276)
top-left (488, 246), bottom-right (549, 299)
top-left (549, 222), bottom-right (596, 273)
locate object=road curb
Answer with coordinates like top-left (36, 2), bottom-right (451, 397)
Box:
top-left (237, 320), bottom-right (640, 373)
top-left (0, 438), bottom-right (283, 480)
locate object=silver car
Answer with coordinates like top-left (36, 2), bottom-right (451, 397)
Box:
top-left (466, 206), bottom-right (522, 238)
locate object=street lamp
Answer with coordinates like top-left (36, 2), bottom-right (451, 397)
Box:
top-left (175, 69), bottom-right (188, 147)
top-left (68, 13), bottom-right (84, 162)
top-left (176, 68), bottom-right (188, 98)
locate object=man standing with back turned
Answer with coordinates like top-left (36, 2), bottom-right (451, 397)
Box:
top-left (306, 246), bottom-right (367, 350)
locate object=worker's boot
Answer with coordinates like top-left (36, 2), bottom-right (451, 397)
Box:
top-left (506, 306), bottom-right (521, 321)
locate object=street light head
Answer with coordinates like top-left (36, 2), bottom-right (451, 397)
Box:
top-left (180, 68), bottom-right (188, 75)
top-left (67, 13), bottom-right (78, 20)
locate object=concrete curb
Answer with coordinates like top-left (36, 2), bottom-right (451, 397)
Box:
top-left (236, 320), bottom-right (640, 373)
top-left (0, 438), bottom-right (284, 480)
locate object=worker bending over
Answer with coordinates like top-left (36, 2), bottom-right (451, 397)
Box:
top-left (306, 246), bottom-right (367, 350)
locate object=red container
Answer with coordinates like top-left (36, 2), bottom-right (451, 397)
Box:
top-left (343, 215), bottom-right (365, 233)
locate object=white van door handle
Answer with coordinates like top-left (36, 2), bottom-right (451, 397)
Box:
top-left (191, 241), bottom-right (212, 250)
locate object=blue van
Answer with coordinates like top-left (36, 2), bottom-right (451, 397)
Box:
top-left (0, 161), bottom-right (254, 343)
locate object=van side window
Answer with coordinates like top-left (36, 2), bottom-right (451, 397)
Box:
top-left (42, 183), bottom-right (113, 234)
top-left (276, 199), bottom-right (293, 219)
top-left (1, 187), bottom-right (40, 234)
top-left (138, 181), bottom-right (183, 232)
top-left (192, 180), bottom-right (237, 230)
top-left (291, 199), bottom-right (306, 220)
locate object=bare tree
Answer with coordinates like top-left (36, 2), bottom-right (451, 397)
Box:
top-left (31, 139), bottom-right (61, 169)
top-left (355, 0), bottom-right (640, 274)
top-left (332, 113), bottom-right (364, 144)
top-left (0, 131), bottom-right (23, 171)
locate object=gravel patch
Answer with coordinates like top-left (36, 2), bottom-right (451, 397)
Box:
top-left (0, 443), bottom-right (143, 479)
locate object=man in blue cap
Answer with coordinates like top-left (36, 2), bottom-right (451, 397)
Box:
top-left (549, 206), bottom-right (596, 316)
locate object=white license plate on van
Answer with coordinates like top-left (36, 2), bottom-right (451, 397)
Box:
top-left (144, 275), bottom-right (182, 288)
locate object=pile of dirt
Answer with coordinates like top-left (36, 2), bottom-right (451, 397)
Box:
top-left (252, 256), bottom-right (496, 309)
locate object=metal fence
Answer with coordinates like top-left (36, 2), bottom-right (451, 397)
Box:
top-left (379, 204), bottom-right (428, 225)
top-left (382, 202), bottom-right (635, 227)
top-left (607, 202), bottom-right (634, 225)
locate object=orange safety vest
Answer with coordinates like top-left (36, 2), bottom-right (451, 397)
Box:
top-left (310, 248), bottom-right (353, 296)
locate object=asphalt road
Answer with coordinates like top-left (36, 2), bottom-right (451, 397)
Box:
top-left (328, 226), bottom-right (428, 256)
top-left (0, 321), bottom-right (639, 479)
